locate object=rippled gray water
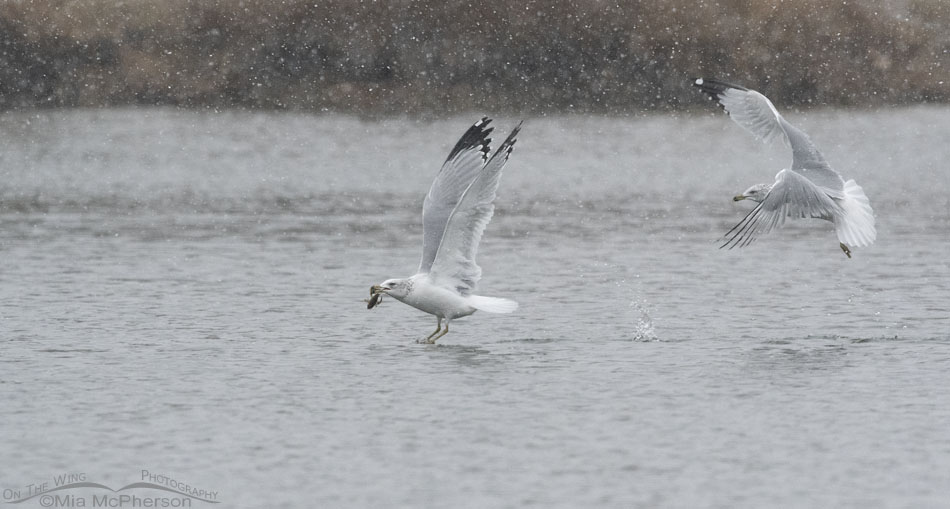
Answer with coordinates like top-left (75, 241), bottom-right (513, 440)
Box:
top-left (2, 108), bottom-right (949, 508)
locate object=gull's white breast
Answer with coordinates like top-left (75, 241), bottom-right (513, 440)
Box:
top-left (400, 274), bottom-right (477, 320)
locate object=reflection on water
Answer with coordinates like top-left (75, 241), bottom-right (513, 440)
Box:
top-left (2, 108), bottom-right (949, 508)
top-left (745, 338), bottom-right (853, 378)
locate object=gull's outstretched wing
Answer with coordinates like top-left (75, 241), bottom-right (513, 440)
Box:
top-left (428, 122), bottom-right (522, 295)
top-left (419, 118), bottom-right (493, 274)
top-left (693, 78), bottom-right (845, 193)
top-left (720, 169), bottom-right (843, 249)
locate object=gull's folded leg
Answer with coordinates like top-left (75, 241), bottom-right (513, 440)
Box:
top-left (839, 242), bottom-right (852, 259)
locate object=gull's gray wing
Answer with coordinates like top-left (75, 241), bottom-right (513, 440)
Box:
top-left (428, 122), bottom-right (522, 295)
top-left (693, 78), bottom-right (845, 193)
top-left (419, 118), bottom-right (493, 274)
top-left (720, 169), bottom-right (843, 249)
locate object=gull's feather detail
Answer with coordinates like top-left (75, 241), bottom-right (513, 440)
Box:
top-left (419, 118), bottom-right (493, 274)
top-left (721, 169), bottom-right (842, 249)
top-left (693, 78), bottom-right (844, 192)
top-left (428, 122), bottom-right (522, 295)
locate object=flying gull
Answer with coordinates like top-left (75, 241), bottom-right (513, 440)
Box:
top-left (368, 118), bottom-right (521, 343)
top-left (693, 78), bottom-right (876, 257)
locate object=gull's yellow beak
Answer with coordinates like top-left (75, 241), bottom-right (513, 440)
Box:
top-left (733, 194), bottom-right (747, 202)
top-left (370, 284), bottom-right (385, 295)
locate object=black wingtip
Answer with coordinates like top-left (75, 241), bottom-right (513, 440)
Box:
top-left (490, 120), bottom-right (523, 163)
top-left (507, 120), bottom-right (524, 145)
top-left (445, 117), bottom-right (493, 164)
top-left (691, 77), bottom-right (749, 93)
top-left (691, 77), bottom-right (749, 109)
top-left (498, 120), bottom-right (524, 155)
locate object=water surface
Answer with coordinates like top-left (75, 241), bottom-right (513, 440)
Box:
top-left (1, 108), bottom-right (949, 508)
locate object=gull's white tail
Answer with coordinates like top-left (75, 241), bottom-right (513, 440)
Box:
top-left (835, 179), bottom-right (876, 248)
top-left (469, 295), bottom-right (519, 313)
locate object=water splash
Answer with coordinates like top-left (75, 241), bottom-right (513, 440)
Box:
top-left (606, 274), bottom-right (660, 342)
top-left (629, 298), bottom-right (659, 342)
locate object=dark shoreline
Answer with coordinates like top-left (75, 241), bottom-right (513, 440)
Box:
top-left (2, 0), bottom-right (948, 114)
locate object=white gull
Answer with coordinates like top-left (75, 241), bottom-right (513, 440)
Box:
top-left (694, 78), bottom-right (876, 258)
top-left (369, 117), bottom-right (521, 343)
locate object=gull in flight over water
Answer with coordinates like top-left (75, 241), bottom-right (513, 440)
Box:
top-left (369, 118), bottom-right (521, 343)
top-left (693, 78), bottom-right (876, 258)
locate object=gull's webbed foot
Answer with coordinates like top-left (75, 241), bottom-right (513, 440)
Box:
top-left (417, 330), bottom-right (442, 344)
top-left (839, 242), bottom-right (852, 259)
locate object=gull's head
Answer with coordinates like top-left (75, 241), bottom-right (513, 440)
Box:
top-left (734, 183), bottom-right (771, 203)
top-left (373, 278), bottom-right (410, 299)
